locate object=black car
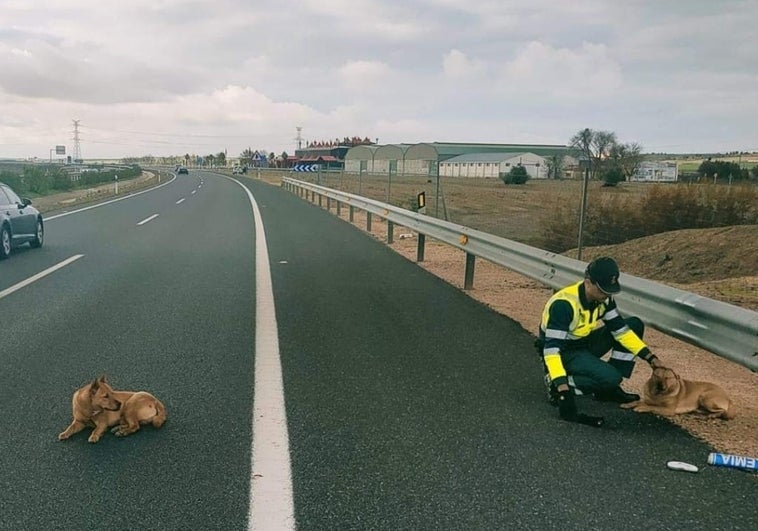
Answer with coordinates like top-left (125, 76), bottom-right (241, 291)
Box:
top-left (177, 166), bottom-right (189, 174)
top-left (0, 181), bottom-right (44, 259)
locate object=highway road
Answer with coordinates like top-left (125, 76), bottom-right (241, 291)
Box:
top-left (0, 171), bottom-right (755, 530)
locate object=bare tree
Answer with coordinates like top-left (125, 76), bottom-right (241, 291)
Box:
top-left (570, 128), bottom-right (594, 178)
top-left (610, 142), bottom-right (644, 181)
top-left (545, 154), bottom-right (565, 179)
top-left (569, 128), bottom-right (617, 180)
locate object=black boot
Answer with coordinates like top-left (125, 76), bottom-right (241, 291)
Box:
top-left (594, 386), bottom-right (640, 404)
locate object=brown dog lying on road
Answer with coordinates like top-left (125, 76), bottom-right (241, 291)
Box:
top-left (621, 366), bottom-right (736, 419)
top-left (58, 375), bottom-right (167, 443)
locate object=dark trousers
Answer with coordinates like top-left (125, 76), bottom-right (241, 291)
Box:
top-left (561, 317), bottom-right (645, 394)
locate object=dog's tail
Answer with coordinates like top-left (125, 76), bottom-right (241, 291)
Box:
top-left (152, 400), bottom-right (167, 428)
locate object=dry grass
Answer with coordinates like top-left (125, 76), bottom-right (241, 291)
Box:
top-left (251, 169), bottom-right (757, 311)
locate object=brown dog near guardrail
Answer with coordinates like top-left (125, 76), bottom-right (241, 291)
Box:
top-left (58, 375), bottom-right (166, 443)
top-left (621, 366), bottom-right (736, 419)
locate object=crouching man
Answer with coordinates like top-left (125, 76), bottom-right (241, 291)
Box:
top-left (538, 257), bottom-right (662, 427)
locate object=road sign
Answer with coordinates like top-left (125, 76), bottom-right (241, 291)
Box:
top-left (292, 164), bottom-right (320, 172)
top-left (55, 145), bottom-right (66, 155)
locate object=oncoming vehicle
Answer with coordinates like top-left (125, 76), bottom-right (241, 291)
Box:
top-left (0, 181), bottom-right (44, 259)
top-left (177, 166), bottom-right (189, 174)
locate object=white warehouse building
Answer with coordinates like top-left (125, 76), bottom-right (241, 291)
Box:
top-left (439, 152), bottom-right (547, 179)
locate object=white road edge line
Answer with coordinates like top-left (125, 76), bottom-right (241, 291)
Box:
top-left (137, 214), bottom-right (159, 226)
top-left (224, 176), bottom-right (295, 531)
top-left (0, 254), bottom-right (84, 301)
top-left (45, 174), bottom-right (177, 221)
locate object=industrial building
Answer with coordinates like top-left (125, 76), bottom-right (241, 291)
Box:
top-left (439, 152), bottom-right (547, 179)
top-left (343, 142), bottom-right (571, 176)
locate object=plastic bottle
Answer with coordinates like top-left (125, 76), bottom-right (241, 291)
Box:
top-left (707, 452), bottom-right (758, 471)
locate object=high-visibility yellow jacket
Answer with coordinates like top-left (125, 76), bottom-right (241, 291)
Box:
top-left (539, 281), bottom-right (653, 387)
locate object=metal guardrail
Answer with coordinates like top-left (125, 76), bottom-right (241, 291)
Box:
top-left (282, 177), bottom-right (758, 372)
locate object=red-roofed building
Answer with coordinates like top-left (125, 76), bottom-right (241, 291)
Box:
top-left (296, 135), bottom-right (375, 169)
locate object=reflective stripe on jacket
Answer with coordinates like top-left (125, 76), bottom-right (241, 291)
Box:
top-left (539, 281), bottom-right (650, 385)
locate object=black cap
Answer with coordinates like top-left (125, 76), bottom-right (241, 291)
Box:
top-left (586, 257), bottom-right (621, 294)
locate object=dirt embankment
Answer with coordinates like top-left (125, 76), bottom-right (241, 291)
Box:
top-left (565, 225), bottom-right (758, 311)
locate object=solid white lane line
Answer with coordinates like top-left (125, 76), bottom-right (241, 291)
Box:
top-left (0, 254), bottom-right (84, 301)
top-left (226, 177), bottom-right (295, 530)
top-left (137, 214), bottom-right (159, 226)
top-left (45, 174), bottom-right (177, 221)
top-left (176, 198), bottom-right (186, 204)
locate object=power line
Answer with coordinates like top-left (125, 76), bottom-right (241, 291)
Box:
top-left (81, 125), bottom-right (281, 140)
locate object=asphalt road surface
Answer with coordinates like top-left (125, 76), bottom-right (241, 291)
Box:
top-left (0, 171), bottom-right (755, 530)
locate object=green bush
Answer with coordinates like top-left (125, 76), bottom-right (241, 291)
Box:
top-left (52, 172), bottom-right (73, 191)
top-left (0, 170), bottom-right (26, 193)
top-left (23, 165), bottom-right (55, 194)
top-left (500, 165), bottom-right (529, 185)
top-left (602, 167), bottom-right (624, 187)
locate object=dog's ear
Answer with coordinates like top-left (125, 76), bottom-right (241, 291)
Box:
top-left (90, 378), bottom-right (100, 393)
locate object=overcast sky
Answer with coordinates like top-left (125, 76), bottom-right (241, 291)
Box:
top-left (1, 0), bottom-right (757, 160)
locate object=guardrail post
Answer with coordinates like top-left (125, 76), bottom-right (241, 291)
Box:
top-left (417, 234), bottom-right (425, 262)
top-left (387, 221), bottom-right (394, 244)
top-left (464, 252), bottom-right (476, 290)
top-left (349, 205), bottom-right (355, 222)
top-left (336, 200), bottom-right (342, 217)
top-left (318, 194), bottom-right (323, 207)
top-left (326, 197), bottom-right (331, 211)
top-left (367, 212), bottom-right (372, 232)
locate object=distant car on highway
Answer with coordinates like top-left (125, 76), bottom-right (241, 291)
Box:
top-left (0, 181), bottom-right (44, 259)
top-left (177, 166), bottom-right (189, 174)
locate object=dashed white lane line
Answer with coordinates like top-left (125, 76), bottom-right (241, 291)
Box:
top-left (45, 174), bottom-right (177, 221)
top-left (176, 198), bottom-right (186, 204)
top-left (224, 176), bottom-right (295, 531)
top-left (137, 214), bottom-right (159, 226)
top-left (0, 254), bottom-right (84, 301)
